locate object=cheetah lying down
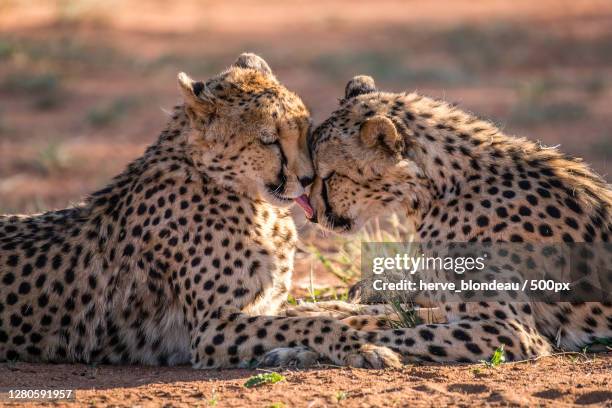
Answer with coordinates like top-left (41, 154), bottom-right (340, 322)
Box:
top-left (1, 56), bottom-right (609, 369)
top-left (0, 55), bottom-right (401, 369)
top-left (293, 75), bottom-right (612, 363)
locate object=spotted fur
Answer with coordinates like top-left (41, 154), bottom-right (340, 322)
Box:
top-left (0, 57), bottom-right (401, 369)
top-left (306, 75), bottom-right (612, 362)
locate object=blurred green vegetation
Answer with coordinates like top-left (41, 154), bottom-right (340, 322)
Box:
top-left (2, 21), bottom-right (611, 87)
top-left (55, 0), bottom-right (113, 27)
top-left (506, 78), bottom-right (590, 125)
top-left (87, 97), bottom-right (139, 128)
top-left (0, 109), bottom-right (8, 135)
top-left (590, 137), bottom-right (612, 158)
top-left (439, 23), bottom-right (612, 70)
top-left (0, 11), bottom-right (610, 213)
top-left (2, 71), bottom-right (64, 110)
top-left (36, 141), bottom-right (71, 174)
top-left (311, 50), bottom-right (473, 86)
top-left (510, 101), bottom-right (588, 126)
top-left (0, 36), bottom-right (124, 69)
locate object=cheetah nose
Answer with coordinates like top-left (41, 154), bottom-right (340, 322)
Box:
top-left (294, 194), bottom-right (314, 219)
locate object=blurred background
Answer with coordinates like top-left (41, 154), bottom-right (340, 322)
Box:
top-left (1, 0), bottom-right (611, 293)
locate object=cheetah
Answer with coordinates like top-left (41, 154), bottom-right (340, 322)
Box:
top-left (301, 75), bottom-right (612, 363)
top-left (0, 56), bottom-right (400, 369)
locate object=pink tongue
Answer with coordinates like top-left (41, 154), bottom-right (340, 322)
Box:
top-left (294, 194), bottom-right (314, 219)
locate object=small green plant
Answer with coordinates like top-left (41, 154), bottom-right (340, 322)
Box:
top-left (335, 391), bottom-right (348, 402)
top-left (310, 245), bottom-right (357, 284)
top-left (296, 287), bottom-right (349, 304)
top-left (306, 213), bottom-right (415, 287)
top-left (244, 372), bottom-right (285, 388)
top-left (304, 213), bottom-right (421, 326)
top-left (481, 345), bottom-right (506, 367)
top-left (208, 388), bottom-right (218, 406)
top-left (583, 337), bottom-right (612, 352)
top-left (387, 298), bottom-right (420, 328)
top-left (268, 403), bottom-right (285, 408)
top-left (590, 337), bottom-right (612, 347)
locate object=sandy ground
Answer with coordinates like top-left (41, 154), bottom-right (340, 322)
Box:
top-left (0, 354), bottom-right (610, 407)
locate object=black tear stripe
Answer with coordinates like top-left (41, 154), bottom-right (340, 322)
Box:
top-left (307, 127), bottom-right (316, 160)
top-left (320, 176), bottom-right (352, 231)
top-left (265, 141), bottom-right (288, 195)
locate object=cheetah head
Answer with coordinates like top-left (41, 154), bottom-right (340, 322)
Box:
top-left (308, 75), bottom-right (428, 233)
top-left (178, 53), bottom-right (314, 210)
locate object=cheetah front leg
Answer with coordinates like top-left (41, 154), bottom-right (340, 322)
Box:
top-left (282, 300), bottom-right (392, 318)
top-left (190, 312), bottom-right (401, 369)
top-left (282, 301), bottom-right (446, 328)
top-left (264, 302), bottom-right (445, 366)
top-left (369, 317), bottom-right (553, 363)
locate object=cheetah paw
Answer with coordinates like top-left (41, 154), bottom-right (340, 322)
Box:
top-left (260, 346), bottom-right (320, 368)
top-left (281, 302), bottom-right (322, 317)
top-left (343, 344), bottom-right (402, 369)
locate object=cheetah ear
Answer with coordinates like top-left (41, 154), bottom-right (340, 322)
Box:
top-left (345, 75), bottom-right (376, 99)
top-left (178, 72), bottom-right (216, 133)
top-left (177, 72), bottom-right (214, 106)
top-left (232, 52), bottom-right (273, 76)
top-left (360, 115), bottom-right (403, 155)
